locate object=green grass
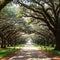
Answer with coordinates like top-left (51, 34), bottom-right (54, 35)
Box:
top-left (34, 44), bottom-right (60, 56)
top-left (0, 44), bottom-right (25, 58)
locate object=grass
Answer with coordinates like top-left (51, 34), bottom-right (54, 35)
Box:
top-left (34, 44), bottom-right (60, 56)
top-left (0, 44), bottom-right (25, 58)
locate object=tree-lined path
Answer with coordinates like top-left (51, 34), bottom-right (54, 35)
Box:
top-left (9, 42), bottom-right (51, 60)
top-left (0, 0), bottom-right (60, 60)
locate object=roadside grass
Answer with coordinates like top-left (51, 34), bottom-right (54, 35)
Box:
top-left (0, 44), bottom-right (25, 58)
top-left (34, 44), bottom-right (60, 56)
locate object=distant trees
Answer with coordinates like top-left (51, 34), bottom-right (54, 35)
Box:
top-left (0, 18), bottom-right (27, 48)
top-left (30, 21), bottom-right (55, 47)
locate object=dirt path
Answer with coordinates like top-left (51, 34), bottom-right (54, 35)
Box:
top-left (8, 43), bottom-right (51, 60)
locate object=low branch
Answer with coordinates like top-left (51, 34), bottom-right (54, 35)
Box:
top-left (24, 13), bottom-right (54, 33)
top-left (0, 0), bottom-right (12, 11)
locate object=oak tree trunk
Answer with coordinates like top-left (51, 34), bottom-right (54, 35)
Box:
top-left (55, 29), bottom-right (60, 50)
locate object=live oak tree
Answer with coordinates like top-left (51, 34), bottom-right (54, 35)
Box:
top-left (18, 0), bottom-right (60, 50)
top-left (15, 0), bottom-right (60, 50)
top-left (0, 0), bottom-right (60, 50)
top-left (0, 17), bottom-right (27, 48)
top-left (0, 4), bottom-right (27, 48)
top-left (30, 20), bottom-right (55, 46)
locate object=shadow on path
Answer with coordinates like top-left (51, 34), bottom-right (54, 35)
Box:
top-left (9, 43), bottom-right (51, 60)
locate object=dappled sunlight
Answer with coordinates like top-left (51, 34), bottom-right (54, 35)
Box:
top-left (9, 43), bottom-right (51, 60)
top-left (0, 0), bottom-right (60, 60)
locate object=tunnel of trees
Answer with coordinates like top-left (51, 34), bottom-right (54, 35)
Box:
top-left (0, 17), bottom-right (27, 48)
top-left (0, 0), bottom-right (60, 51)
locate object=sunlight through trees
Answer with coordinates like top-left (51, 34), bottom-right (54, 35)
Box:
top-left (0, 0), bottom-right (60, 51)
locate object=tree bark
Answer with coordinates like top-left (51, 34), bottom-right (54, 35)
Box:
top-left (1, 38), bottom-right (6, 48)
top-left (55, 29), bottom-right (60, 50)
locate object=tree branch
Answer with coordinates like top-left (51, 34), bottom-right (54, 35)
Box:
top-left (0, 0), bottom-right (12, 11)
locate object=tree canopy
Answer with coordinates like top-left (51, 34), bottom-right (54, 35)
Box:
top-left (0, 0), bottom-right (60, 50)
